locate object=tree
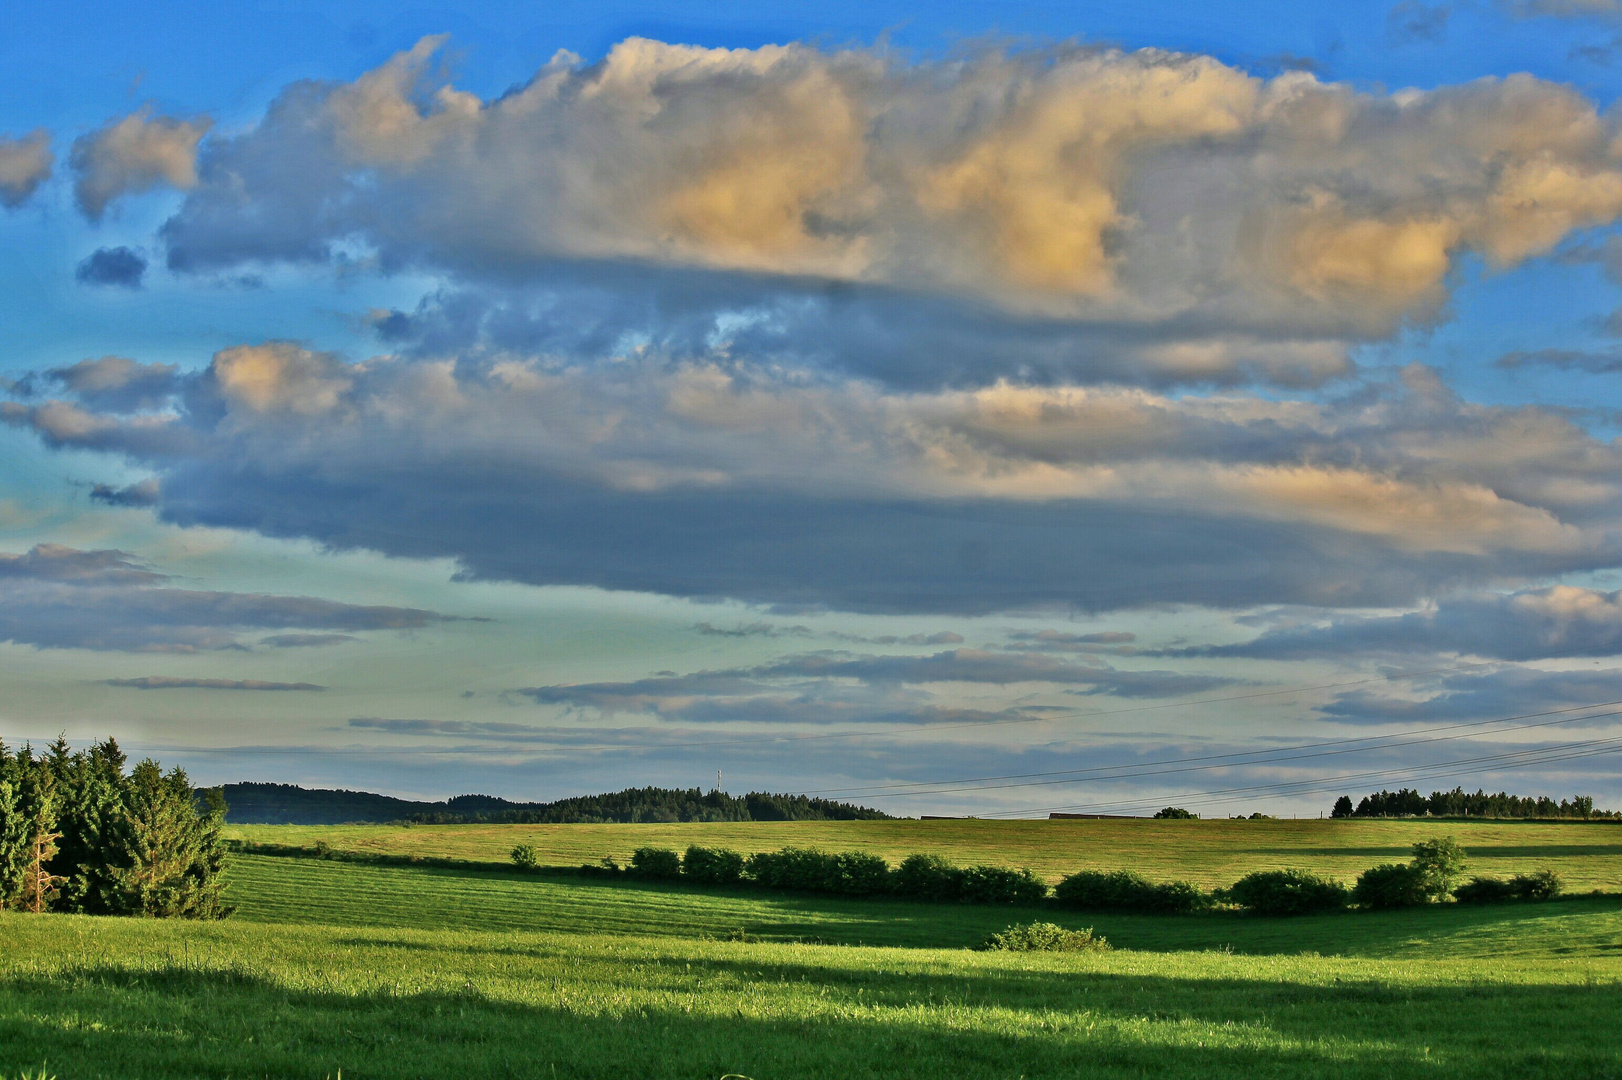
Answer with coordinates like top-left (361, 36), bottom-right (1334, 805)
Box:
top-left (13, 749), bottom-right (62, 913)
top-left (0, 743), bottom-right (30, 907)
top-left (46, 737), bottom-right (129, 914)
top-left (111, 760), bottom-right (231, 918)
top-left (1409, 837), bottom-right (1467, 900)
top-left (1153, 807), bottom-right (1196, 819)
top-left (1331, 796), bottom-right (1354, 819)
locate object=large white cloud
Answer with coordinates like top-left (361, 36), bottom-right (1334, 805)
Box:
top-left (154, 37), bottom-right (1622, 345)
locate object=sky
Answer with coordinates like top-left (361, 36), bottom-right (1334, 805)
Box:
top-left (8, 1), bottom-right (1622, 817)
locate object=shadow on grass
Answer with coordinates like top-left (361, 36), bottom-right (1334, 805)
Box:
top-left (231, 854), bottom-right (1622, 958)
top-left (2, 959), bottom-right (1618, 1080)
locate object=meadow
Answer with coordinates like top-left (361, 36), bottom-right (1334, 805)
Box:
top-left (2, 821), bottom-right (1620, 1078)
top-left (228, 816), bottom-right (1622, 890)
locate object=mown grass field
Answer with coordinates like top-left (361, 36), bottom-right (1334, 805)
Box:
top-left (4, 823), bottom-right (1621, 1079)
top-left (227, 816), bottom-right (1622, 890)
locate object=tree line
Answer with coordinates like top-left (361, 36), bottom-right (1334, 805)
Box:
top-left (0, 738), bottom-right (229, 917)
top-left (1330, 787), bottom-right (1614, 820)
top-left (514, 838), bottom-right (1559, 914)
top-left (221, 782), bottom-right (891, 825)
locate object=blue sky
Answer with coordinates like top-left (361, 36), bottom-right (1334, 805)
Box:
top-left (6, 0), bottom-right (1622, 816)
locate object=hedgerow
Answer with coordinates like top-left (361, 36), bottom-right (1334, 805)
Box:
top-left (1052, 869), bottom-right (1212, 914)
top-left (1226, 869), bottom-right (1349, 915)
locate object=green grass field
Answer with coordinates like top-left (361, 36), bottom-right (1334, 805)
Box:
top-left (4, 822), bottom-right (1621, 1079)
top-left (227, 816), bottom-right (1622, 889)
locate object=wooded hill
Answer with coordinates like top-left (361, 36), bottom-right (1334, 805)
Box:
top-left (221, 783), bottom-right (892, 825)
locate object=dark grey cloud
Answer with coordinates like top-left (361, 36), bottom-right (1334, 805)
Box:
top-left (8, 347), bottom-right (1618, 617)
top-left (75, 247), bottom-right (148, 289)
top-left (91, 479), bottom-right (161, 507)
top-left (1188, 587), bottom-right (1622, 662)
top-left (0, 544), bottom-right (453, 652)
top-left (104, 676), bottom-right (325, 691)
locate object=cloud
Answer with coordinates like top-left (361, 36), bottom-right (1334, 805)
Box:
top-left (154, 37), bottom-right (1622, 345)
top-left (1506, 0), bottom-right (1622, 16)
top-left (523, 646), bottom-right (1237, 726)
top-left (1318, 666), bottom-right (1622, 724)
top-left (0, 543), bottom-right (452, 651)
top-left (91, 479), bottom-right (161, 507)
top-left (71, 109), bottom-right (210, 219)
top-left (1190, 586), bottom-right (1622, 662)
top-left (19, 356), bottom-right (181, 413)
top-left (1495, 348), bottom-right (1622, 374)
top-left (75, 246), bottom-right (148, 289)
top-left (1005, 629), bottom-right (1137, 653)
top-left (0, 130), bottom-right (53, 208)
top-left (692, 622), bottom-right (813, 638)
top-left (1388, 2), bottom-right (1452, 43)
top-left (104, 676), bottom-right (325, 690)
top-left (7, 344), bottom-right (1621, 615)
top-left (261, 633), bottom-right (358, 647)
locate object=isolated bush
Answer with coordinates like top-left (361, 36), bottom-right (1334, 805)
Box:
top-left (983, 921), bottom-right (1109, 952)
top-left (1153, 807), bottom-right (1196, 819)
top-left (1227, 869), bottom-right (1349, 915)
top-left (745, 847), bottom-right (892, 895)
top-left (1409, 837), bottom-right (1468, 899)
top-left (1053, 869), bottom-right (1211, 914)
top-left (1511, 869), bottom-right (1563, 900)
top-left (630, 846), bottom-right (682, 879)
top-left (1454, 869), bottom-right (1562, 904)
top-left (960, 865), bottom-right (1049, 905)
top-left (892, 853), bottom-right (963, 901)
top-left (510, 844), bottom-right (538, 870)
top-left (1352, 863), bottom-right (1432, 909)
top-left (682, 845), bottom-right (744, 885)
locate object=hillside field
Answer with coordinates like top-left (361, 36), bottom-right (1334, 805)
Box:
top-left (2, 820), bottom-right (1620, 1078)
top-left (227, 816), bottom-right (1622, 890)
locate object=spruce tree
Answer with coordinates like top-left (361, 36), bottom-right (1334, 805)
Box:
top-left (14, 749), bottom-right (63, 913)
top-left (0, 742), bottom-right (29, 907)
top-left (47, 738), bottom-right (130, 914)
top-left (112, 760), bottom-right (230, 918)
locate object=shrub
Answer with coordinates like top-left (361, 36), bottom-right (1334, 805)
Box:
top-left (629, 846), bottom-right (682, 879)
top-left (892, 853), bottom-right (963, 901)
top-left (1511, 869), bottom-right (1563, 900)
top-left (983, 921), bottom-right (1109, 952)
top-left (1153, 807), bottom-right (1196, 819)
top-left (1053, 869), bottom-right (1212, 914)
top-left (959, 865), bottom-right (1049, 905)
top-left (1454, 869), bottom-right (1562, 904)
top-left (1352, 863), bottom-right (1432, 909)
top-left (510, 844), bottom-right (538, 870)
top-left (745, 847), bottom-right (891, 895)
top-left (1452, 876), bottom-right (1515, 904)
top-left (1227, 869), bottom-right (1349, 915)
top-left (682, 845), bottom-right (744, 885)
top-left (1409, 837), bottom-right (1467, 899)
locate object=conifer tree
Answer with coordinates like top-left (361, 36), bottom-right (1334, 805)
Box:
top-left (14, 749), bottom-right (63, 913)
top-left (112, 760), bottom-right (230, 918)
top-left (47, 737), bottom-right (129, 914)
top-left (0, 742), bottom-right (29, 908)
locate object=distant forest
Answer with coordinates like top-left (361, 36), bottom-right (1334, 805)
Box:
top-left (221, 783), bottom-right (892, 825)
top-left (1332, 788), bottom-right (1616, 820)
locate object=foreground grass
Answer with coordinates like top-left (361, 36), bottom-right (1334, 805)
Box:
top-left (4, 909), bottom-right (1620, 1080)
top-left (226, 817), bottom-right (1622, 890)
